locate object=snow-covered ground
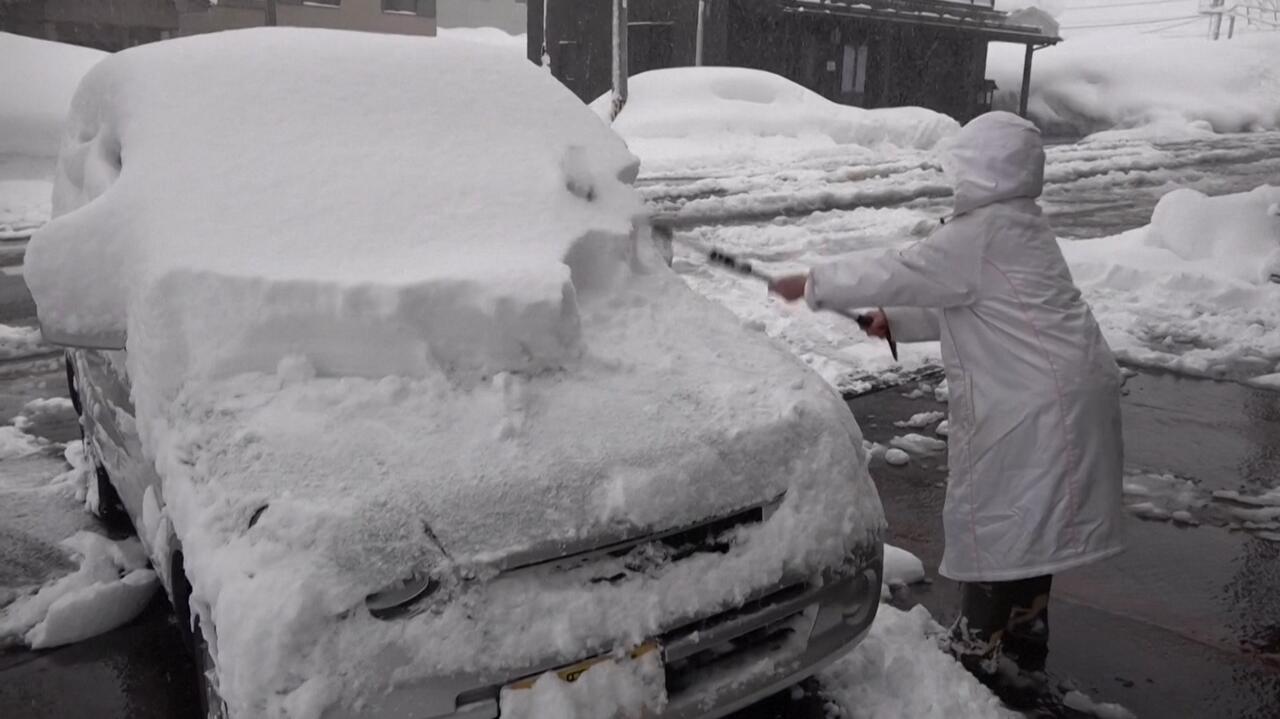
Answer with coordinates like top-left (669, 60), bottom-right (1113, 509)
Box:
top-left (0, 391), bottom-right (158, 650)
top-left (988, 32), bottom-right (1280, 139)
top-left (0, 33), bottom-right (105, 240)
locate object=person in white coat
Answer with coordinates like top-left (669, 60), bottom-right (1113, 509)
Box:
top-left (771, 111), bottom-right (1125, 692)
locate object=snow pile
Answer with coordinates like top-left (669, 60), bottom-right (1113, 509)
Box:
top-left (0, 33), bottom-right (107, 239)
top-left (884, 448), bottom-right (911, 467)
top-left (596, 67), bottom-right (959, 171)
top-left (889, 433), bottom-right (948, 455)
top-left (1144, 186), bottom-right (1280, 285)
top-left (989, 33), bottom-right (1280, 137)
top-left (1062, 185), bottom-right (1280, 378)
top-left (883, 544), bottom-right (926, 588)
top-left (819, 604), bottom-right (1015, 719)
top-left (1123, 471), bottom-right (1205, 525)
top-left (0, 529), bottom-right (157, 649)
top-left (435, 26), bottom-right (526, 51)
top-left (895, 411), bottom-right (945, 429)
top-left (27, 30), bottom-right (885, 718)
top-left (0, 323), bottom-right (49, 360)
top-left (0, 423), bottom-right (47, 460)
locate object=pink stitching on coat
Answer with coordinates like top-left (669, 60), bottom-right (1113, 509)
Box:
top-left (982, 258), bottom-right (1082, 550)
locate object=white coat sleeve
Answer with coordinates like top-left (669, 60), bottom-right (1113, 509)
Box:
top-left (805, 223), bottom-right (983, 311)
top-left (885, 307), bottom-right (940, 343)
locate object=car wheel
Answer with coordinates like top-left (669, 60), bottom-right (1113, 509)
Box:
top-left (65, 354), bottom-right (132, 533)
top-left (194, 619), bottom-right (229, 719)
top-left (174, 554), bottom-right (228, 719)
top-left (90, 462), bottom-right (133, 534)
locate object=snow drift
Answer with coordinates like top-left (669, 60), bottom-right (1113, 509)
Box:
top-left (595, 67), bottom-right (959, 170)
top-left (1061, 185), bottom-right (1280, 377)
top-left (989, 33), bottom-right (1280, 137)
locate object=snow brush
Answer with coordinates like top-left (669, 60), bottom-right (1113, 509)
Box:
top-left (691, 242), bottom-right (899, 361)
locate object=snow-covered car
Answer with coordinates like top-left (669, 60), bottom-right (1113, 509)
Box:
top-left (29, 29), bottom-right (885, 719)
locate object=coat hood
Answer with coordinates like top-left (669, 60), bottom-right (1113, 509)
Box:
top-left (946, 111), bottom-right (1045, 215)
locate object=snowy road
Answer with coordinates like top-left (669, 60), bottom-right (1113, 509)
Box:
top-left (645, 131), bottom-right (1280, 391)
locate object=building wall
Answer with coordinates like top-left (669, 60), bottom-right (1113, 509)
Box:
top-left (0, 0), bottom-right (178, 51)
top-left (436, 0), bottom-right (524, 33)
top-left (178, 0), bottom-right (436, 37)
top-left (528, 0), bottom-right (717, 103)
top-left (724, 0), bottom-right (989, 121)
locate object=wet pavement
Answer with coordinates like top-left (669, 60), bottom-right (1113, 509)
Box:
top-left (856, 372), bottom-right (1280, 719)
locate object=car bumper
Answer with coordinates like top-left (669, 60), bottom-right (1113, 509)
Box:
top-left (328, 558), bottom-right (881, 719)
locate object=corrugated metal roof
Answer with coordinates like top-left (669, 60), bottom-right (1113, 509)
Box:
top-left (780, 0), bottom-right (1062, 44)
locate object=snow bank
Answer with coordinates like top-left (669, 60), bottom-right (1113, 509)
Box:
top-left (819, 604), bottom-right (1014, 719)
top-left (0, 531), bottom-right (157, 649)
top-left (596, 67), bottom-right (958, 171)
top-left (27, 30), bottom-right (884, 718)
top-left (1062, 186), bottom-right (1280, 378)
top-left (989, 33), bottom-right (1280, 137)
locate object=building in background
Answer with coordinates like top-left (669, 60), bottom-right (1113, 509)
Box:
top-left (436, 0), bottom-right (524, 34)
top-left (528, 0), bottom-right (1060, 122)
top-left (177, 0), bottom-right (434, 37)
top-left (0, 0), bottom-right (178, 51)
top-left (0, 0), bottom-right (436, 52)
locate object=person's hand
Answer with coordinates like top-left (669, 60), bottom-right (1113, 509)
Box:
top-left (769, 274), bottom-right (808, 302)
top-left (860, 310), bottom-right (890, 339)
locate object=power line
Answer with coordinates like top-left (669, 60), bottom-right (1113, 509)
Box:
top-left (1062, 14), bottom-right (1202, 28)
top-left (1068, 0), bottom-right (1192, 9)
top-left (1137, 16), bottom-right (1205, 33)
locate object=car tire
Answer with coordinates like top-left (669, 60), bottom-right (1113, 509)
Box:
top-left (174, 554), bottom-right (228, 719)
top-left (193, 619), bottom-right (228, 719)
top-left (65, 354), bottom-right (133, 533)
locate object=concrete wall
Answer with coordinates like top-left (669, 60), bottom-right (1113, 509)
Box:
top-left (436, 0), bottom-right (524, 33)
top-left (179, 0), bottom-right (435, 37)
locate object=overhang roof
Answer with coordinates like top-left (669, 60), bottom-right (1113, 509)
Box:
top-left (779, 0), bottom-right (1063, 45)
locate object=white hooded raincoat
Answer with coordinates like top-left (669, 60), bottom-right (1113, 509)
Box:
top-left (808, 112), bottom-right (1125, 582)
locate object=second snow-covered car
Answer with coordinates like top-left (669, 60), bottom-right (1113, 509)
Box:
top-left (30, 28), bottom-right (885, 719)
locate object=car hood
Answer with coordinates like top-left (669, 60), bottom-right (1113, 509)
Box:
top-left (152, 267), bottom-right (877, 599)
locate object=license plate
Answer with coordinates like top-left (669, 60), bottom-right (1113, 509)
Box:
top-left (499, 642), bottom-right (666, 717)
top-left (506, 642), bottom-right (661, 690)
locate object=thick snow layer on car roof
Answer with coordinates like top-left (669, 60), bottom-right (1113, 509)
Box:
top-left (26, 28), bottom-right (643, 387)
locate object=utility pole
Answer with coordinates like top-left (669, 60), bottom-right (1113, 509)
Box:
top-left (610, 0), bottom-right (628, 120)
top-left (265, 0), bottom-right (278, 26)
top-left (1209, 0), bottom-right (1224, 40)
top-left (695, 0), bottom-right (706, 66)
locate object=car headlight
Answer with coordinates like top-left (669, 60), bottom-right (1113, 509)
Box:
top-left (365, 572), bottom-right (441, 620)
